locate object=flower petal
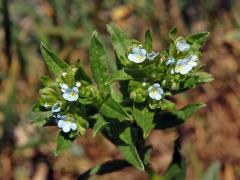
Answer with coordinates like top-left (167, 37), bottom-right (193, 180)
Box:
top-left (70, 123), bottom-right (77, 131)
top-left (73, 87), bottom-right (79, 93)
top-left (153, 83), bottom-right (160, 88)
top-left (60, 83), bottom-right (68, 90)
top-left (133, 47), bottom-right (140, 54)
top-left (58, 120), bottom-right (65, 128)
top-left (149, 91), bottom-right (155, 99)
top-left (153, 93), bottom-right (162, 100)
top-left (62, 124), bottom-right (71, 133)
top-left (157, 87), bottom-right (164, 95)
top-left (148, 86), bottom-right (153, 92)
top-left (128, 54), bottom-right (137, 62)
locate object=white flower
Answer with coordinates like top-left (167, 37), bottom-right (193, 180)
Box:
top-left (142, 82), bottom-right (147, 87)
top-left (147, 51), bottom-right (159, 60)
top-left (166, 57), bottom-right (175, 65)
top-left (148, 83), bottom-right (164, 101)
top-left (187, 54), bottom-right (198, 67)
top-left (57, 115), bottom-right (77, 133)
top-left (63, 87), bottom-right (79, 101)
top-left (176, 40), bottom-right (190, 52)
top-left (75, 82), bottom-right (81, 87)
top-left (128, 47), bottom-right (147, 63)
top-left (174, 58), bottom-right (192, 75)
top-left (60, 83), bottom-right (69, 93)
top-left (174, 54), bottom-right (199, 75)
top-left (62, 72), bottom-right (67, 77)
top-left (44, 103), bottom-right (50, 108)
top-left (51, 102), bottom-right (61, 113)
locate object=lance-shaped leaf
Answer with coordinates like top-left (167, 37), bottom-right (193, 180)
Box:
top-left (107, 23), bottom-right (131, 65)
top-left (117, 122), bottom-right (145, 170)
top-left (40, 43), bottom-right (69, 76)
top-left (144, 30), bottom-right (152, 52)
top-left (101, 122), bottom-right (145, 170)
top-left (184, 72), bottom-right (214, 88)
top-left (75, 59), bottom-right (91, 83)
top-left (92, 114), bottom-right (108, 137)
top-left (55, 131), bottom-right (74, 156)
top-left (186, 32), bottom-right (209, 50)
top-left (154, 103), bottom-right (205, 129)
top-left (30, 111), bottom-right (52, 127)
top-left (168, 27), bottom-right (178, 56)
top-left (100, 96), bottom-right (130, 121)
top-left (133, 104), bottom-right (154, 138)
top-left (161, 139), bottom-right (186, 180)
top-left (89, 32), bottom-right (110, 89)
top-left (105, 69), bottom-right (133, 85)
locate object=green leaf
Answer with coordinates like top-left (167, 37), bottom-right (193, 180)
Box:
top-left (75, 60), bottom-right (91, 83)
top-left (144, 30), bottom-right (152, 52)
top-left (143, 145), bottom-right (152, 165)
top-left (89, 32), bottom-right (110, 89)
top-left (92, 114), bottom-right (108, 137)
top-left (133, 104), bottom-right (154, 138)
top-left (107, 23), bottom-right (131, 65)
top-left (31, 111), bottom-right (52, 127)
top-left (117, 124), bottom-right (145, 170)
top-left (101, 122), bottom-right (145, 170)
top-left (40, 76), bottom-right (53, 87)
top-left (55, 131), bottom-right (74, 156)
top-left (105, 69), bottom-right (133, 85)
top-left (40, 43), bottom-right (69, 76)
top-left (184, 72), bottom-right (214, 88)
top-left (162, 139), bottom-right (186, 180)
top-left (155, 103), bottom-right (205, 129)
top-left (168, 27), bottom-right (178, 56)
top-left (203, 161), bottom-right (221, 180)
top-left (100, 96), bottom-right (130, 121)
top-left (160, 99), bottom-right (176, 111)
top-left (186, 32), bottom-right (209, 50)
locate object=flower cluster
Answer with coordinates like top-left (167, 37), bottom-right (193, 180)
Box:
top-left (33, 67), bottom-right (95, 135)
top-left (33, 26), bottom-right (212, 162)
top-left (128, 46), bottom-right (159, 63)
top-left (126, 34), bottom-right (203, 108)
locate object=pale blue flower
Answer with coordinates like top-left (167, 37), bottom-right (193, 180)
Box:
top-left (148, 83), bottom-right (164, 100)
top-left (174, 58), bottom-right (192, 75)
top-left (147, 51), bottom-right (159, 60)
top-left (63, 87), bottom-right (79, 101)
top-left (128, 47), bottom-right (147, 63)
top-left (60, 83), bottom-right (69, 93)
top-left (51, 102), bottom-right (61, 113)
top-left (174, 54), bottom-right (198, 75)
top-left (176, 40), bottom-right (190, 52)
top-left (187, 54), bottom-right (198, 67)
top-left (166, 57), bottom-right (175, 65)
top-left (57, 115), bottom-right (77, 133)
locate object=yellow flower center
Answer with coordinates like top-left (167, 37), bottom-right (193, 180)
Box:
top-left (137, 55), bottom-right (143, 61)
top-left (71, 92), bottom-right (76, 97)
top-left (151, 89), bottom-right (157, 95)
top-left (177, 65), bottom-right (183, 71)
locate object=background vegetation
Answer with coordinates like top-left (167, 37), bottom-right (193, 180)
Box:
top-left (0, 0), bottom-right (240, 179)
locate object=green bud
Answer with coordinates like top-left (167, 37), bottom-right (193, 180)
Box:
top-left (130, 88), bottom-right (147, 103)
top-left (79, 85), bottom-right (95, 98)
top-left (171, 80), bottom-right (179, 90)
